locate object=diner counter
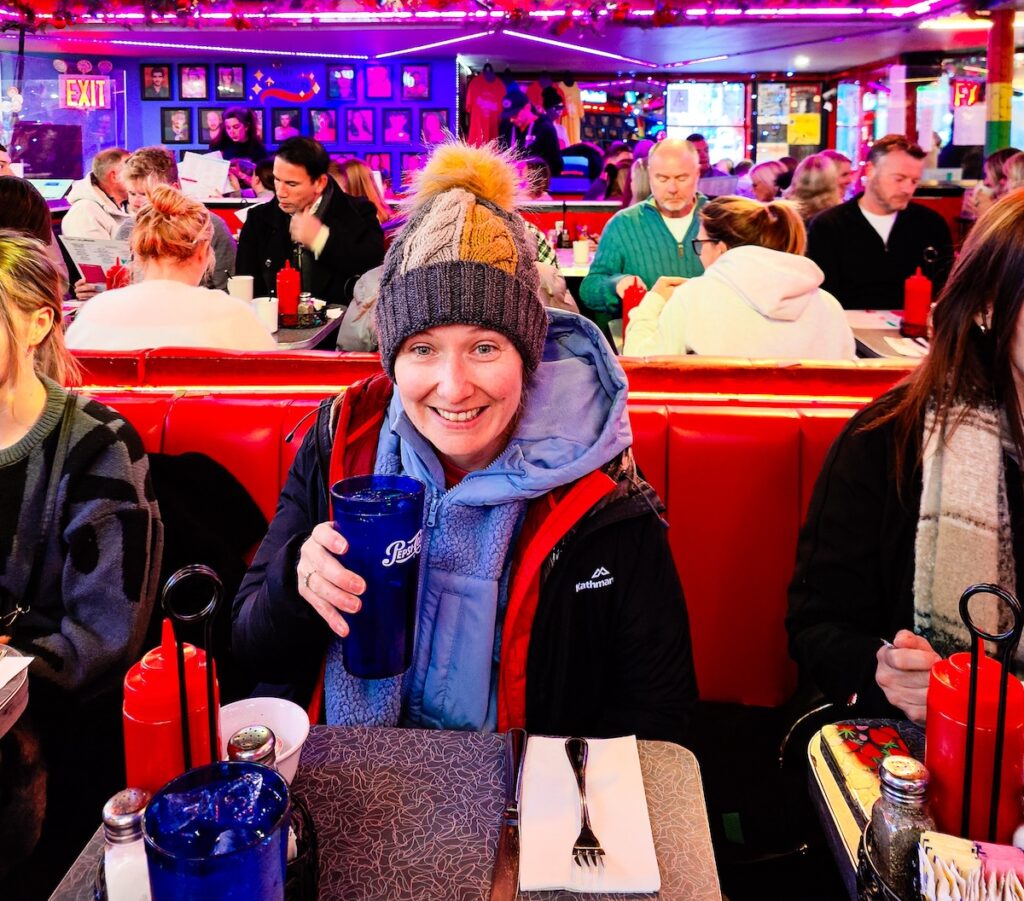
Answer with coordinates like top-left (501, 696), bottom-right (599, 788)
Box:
top-left (50, 726), bottom-right (722, 901)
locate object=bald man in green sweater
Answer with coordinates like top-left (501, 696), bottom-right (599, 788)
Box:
top-left (581, 139), bottom-right (707, 319)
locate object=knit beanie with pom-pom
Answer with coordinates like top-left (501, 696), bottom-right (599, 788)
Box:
top-left (374, 142), bottom-right (546, 379)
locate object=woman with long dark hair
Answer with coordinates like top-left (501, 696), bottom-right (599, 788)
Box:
top-left (210, 106), bottom-right (267, 162)
top-left (788, 189), bottom-right (1024, 723)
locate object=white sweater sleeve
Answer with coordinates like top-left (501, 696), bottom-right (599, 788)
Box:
top-left (623, 286), bottom-right (690, 356)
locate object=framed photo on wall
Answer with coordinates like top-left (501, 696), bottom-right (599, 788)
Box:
top-left (400, 152), bottom-right (424, 190)
top-left (198, 107), bottom-right (224, 144)
top-left (401, 65), bottom-right (430, 101)
top-left (364, 151), bottom-right (392, 191)
top-left (345, 108), bottom-right (375, 143)
top-left (161, 107), bottom-right (192, 144)
top-left (383, 109), bottom-right (412, 144)
top-left (141, 64), bottom-right (172, 100)
top-left (272, 108), bottom-right (301, 143)
top-left (310, 109), bottom-right (337, 144)
top-left (327, 65), bottom-right (358, 101)
top-left (365, 64), bottom-right (393, 100)
top-left (179, 64), bottom-right (209, 101)
top-left (215, 65), bottom-right (246, 100)
top-left (420, 109), bottom-right (448, 144)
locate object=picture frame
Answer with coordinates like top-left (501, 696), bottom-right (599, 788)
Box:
top-left (364, 151), bottom-right (392, 191)
top-left (309, 108), bottom-right (338, 144)
top-left (364, 64), bottom-right (393, 100)
top-left (399, 152), bottom-right (424, 190)
top-left (345, 108), bottom-right (375, 144)
top-left (198, 107), bottom-right (225, 144)
top-left (401, 64), bottom-right (430, 101)
top-left (215, 64), bottom-right (246, 101)
top-left (326, 64), bottom-right (358, 101)
top-left (383, 108), bottom-right (412, 145)
top-left (419, 108), bottom-right (449, 145)
top-left (161, 107), bottom-right (192, 144)
top-left (178, 64), bottom-right (209, 101)
top-left (271, 108), bottom-right (301, 144)
top-left (141, 64), bottom-right (173, 100)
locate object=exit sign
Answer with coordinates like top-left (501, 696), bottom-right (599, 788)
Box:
top-left (58, 75), bottom-right (112, 110)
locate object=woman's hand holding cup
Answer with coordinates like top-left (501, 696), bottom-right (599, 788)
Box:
top-left (297, 522), bottom-right (366, 637)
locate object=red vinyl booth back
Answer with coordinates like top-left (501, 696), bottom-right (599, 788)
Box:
top-left (80, 383), bottom-right (863, 709)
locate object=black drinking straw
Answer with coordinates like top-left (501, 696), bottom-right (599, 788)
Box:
top-left (161, 565), bottom-right (224, 768)
top-left (957, 584), bottom-right (1024, 841)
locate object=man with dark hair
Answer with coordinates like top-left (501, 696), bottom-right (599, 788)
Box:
top-left (505, 93), bottom-right (563, 177)
top-left (685, 133), bottom-right (728, 179)
top-left (582, 141), bottom-right (633, 200)
top-left (807, 133), bottom-right (953, 309)
top-left (236, 137), bottom-right (385, 305)
top-left (0, 144), bottom-right (12, 177)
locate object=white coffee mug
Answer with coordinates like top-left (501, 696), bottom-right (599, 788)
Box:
top-left (572, 240), bottom-right (590, 267)
top-left (253, 296), bottom-right (279, 334)
top-left (227, 275), bottom-right (254, 301)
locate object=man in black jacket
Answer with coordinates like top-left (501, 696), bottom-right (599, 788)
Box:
top-left (236, 137), bottom-right (385, 305)
top-left (807, 134), bottom-right (953, 310)
top-left (506, 93), bottom-right (563, 177)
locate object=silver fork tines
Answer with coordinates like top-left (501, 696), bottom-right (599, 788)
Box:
top-left (565, 737), bottom-right (606, 869)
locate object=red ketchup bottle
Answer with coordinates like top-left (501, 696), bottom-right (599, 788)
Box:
top-left (621, 277), bottom-right (647, 329)
top-left (105, 258), bottom-right (130, 291)
top-left (925, 652), bottom-right (1024, 843)
top-left (901, 267), bottom-right (932, 339)
top-left (122, 619), bottom-right (220, 795)
top-left (276, 260), bottom-right (300, 328)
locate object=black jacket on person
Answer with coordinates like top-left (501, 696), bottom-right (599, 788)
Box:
top-left (514, 115), bottom-right (564, 177)
top-left (210, 137), bottom-right (268, 163)
top-left (235, 179), bottom-right (385, 306)
top-left (786, 388), bottom-right (1024, 717)
top-left (806, 196), bottom-right (953, 310)
top-left (232, 393), bottom-right (698, 745)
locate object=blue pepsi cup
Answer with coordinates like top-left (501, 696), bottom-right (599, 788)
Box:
top-left (331, 474), bottom-right (425, 679)
top-left (142, 761), bottom-right (290, 901)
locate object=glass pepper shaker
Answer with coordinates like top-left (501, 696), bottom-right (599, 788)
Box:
top-left (297, 293), bottom-right (315, 329)
top-left (869, 755), bottom-right (935, 899)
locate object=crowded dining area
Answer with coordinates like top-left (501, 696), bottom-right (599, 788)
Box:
top-left (4, 0), bottom-right (1024, 898)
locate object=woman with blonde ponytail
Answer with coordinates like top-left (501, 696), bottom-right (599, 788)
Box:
top-left (623, 195), bottom-right (855, 359)
top-left (65, 184), bottom-right (274, 351)
top-left (0, 230), bottom-right (162, 883)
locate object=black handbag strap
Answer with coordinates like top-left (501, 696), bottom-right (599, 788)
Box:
top-left (1, 390), bottom-right (78, 634)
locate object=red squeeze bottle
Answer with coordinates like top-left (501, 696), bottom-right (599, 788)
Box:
top-left (925, 652), bottom-right (1024, 843)
top-left (276, 260), bottom-right (300, 328)
top-left (621, 277), bottom-right (647, 327)
top-left (901, 267), bottom-right (932, 339)
top-left (122, 619), bottom-right (221, 795)
top-left (105, 258), bottom-right (130, 290)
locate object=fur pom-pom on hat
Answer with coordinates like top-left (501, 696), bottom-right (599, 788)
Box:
top-left (375, 143), bottom-right (546, 379)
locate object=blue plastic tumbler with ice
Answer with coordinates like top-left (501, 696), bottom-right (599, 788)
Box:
top-left (142, 761), bottom-right (290, 901)
top-left (331, 474), bottom-right (425, 679)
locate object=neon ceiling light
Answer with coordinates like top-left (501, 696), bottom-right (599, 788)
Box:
top-left (502, 29), bottom-right (657, 68)
top-left (375, 31), bottom-right (495, 58)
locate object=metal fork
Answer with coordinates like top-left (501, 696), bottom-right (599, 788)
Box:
top-left (565, 737), bottom-right (605, 868)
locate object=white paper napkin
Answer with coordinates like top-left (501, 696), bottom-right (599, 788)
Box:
top-left (519, 735), bottom-right (660, 893)
top-left (0, 654), bottom-right (32, 692)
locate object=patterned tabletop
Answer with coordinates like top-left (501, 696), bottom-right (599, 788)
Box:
top-left (50, 726), bottom-right (721, 901)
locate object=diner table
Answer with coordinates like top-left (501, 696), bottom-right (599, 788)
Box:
top-left (845, 310), bottom-right (929, 360)
top-left (272, 308), bottom-right (344, 351)
top-left (807, 718), bottom-right (924, 901)
top-left (50, 725), bottom-right (721, 901)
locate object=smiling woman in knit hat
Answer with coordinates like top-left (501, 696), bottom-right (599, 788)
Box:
top-left (234, 142), bottom-right (697, 744)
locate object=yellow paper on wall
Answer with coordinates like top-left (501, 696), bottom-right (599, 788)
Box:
top-left (788, 113), bottom-right (821, 145)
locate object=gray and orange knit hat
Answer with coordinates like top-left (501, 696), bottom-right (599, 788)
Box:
top-left (375, 143), bottom-right (546, 379)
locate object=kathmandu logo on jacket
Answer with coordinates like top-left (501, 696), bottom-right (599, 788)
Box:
top-left (576, 566), bottom-right (614, 592)
top-left (381, 530), bottom-right (422, 567)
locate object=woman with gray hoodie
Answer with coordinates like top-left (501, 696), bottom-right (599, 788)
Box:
top-left (623, 196), bottom-right (855, 360)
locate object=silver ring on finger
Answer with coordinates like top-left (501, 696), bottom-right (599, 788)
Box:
top-left (303, 569), bottom-right (316, 590)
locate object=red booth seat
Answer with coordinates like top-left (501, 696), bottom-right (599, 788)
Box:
top-left (79, 364), bottom-right (905, 709)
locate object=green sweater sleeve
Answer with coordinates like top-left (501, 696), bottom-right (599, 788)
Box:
top-left (580, 214), bottom-right (631, 316)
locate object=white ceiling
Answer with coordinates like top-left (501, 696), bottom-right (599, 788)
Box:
top-left (1, 12), bottom-right (1014, 77)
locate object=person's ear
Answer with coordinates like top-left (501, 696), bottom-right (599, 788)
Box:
top-left (314, 173), bottom-right (329, 196)
top-left (25, 307), bottom-right (54, 350)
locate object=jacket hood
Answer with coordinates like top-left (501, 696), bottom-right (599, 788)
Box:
top-left (67, 176), bottom-right (121, 213)
top-left (385, 308), bottom-right (632, 504)
top-left (706, 244), bottom-right (825, 322)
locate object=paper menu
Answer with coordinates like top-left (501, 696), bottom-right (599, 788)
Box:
top-left (178, 151), bottom-right (231, 198)
top-left (58, 236), bottom-right (131, 285)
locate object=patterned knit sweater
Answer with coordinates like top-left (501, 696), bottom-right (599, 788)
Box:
top-left (579, 195), bottom-right (707, 316)
top-left (0, 379), bottom-right (162, 695)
